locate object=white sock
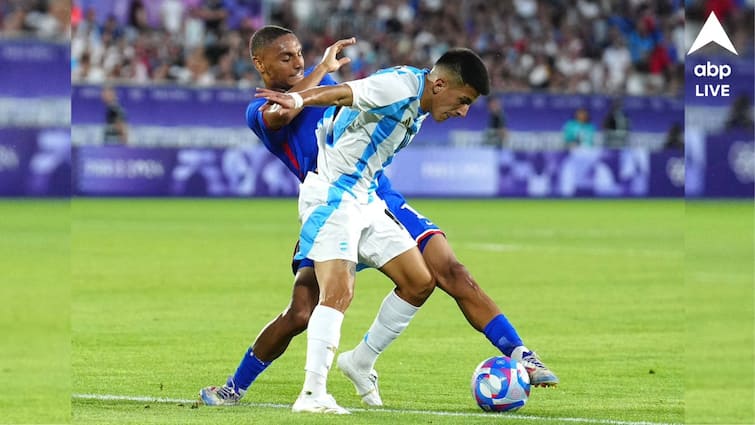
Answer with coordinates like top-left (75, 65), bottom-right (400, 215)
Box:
top-left (351, 290), bottom-right (419, 370)
top-left (302, 305), bottom-right (343, 397)
top-left (511, 345), bottom-right (531, 360)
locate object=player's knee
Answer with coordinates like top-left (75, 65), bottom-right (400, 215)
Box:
top-left (320, 284), bottom-right (354, 310)
top-left (287, 304), bottom-right (313, 333)
top-left (418, 275), bottom-right (435, 301)
top-left (406, 269), bottom-right (435, 305)
top-left (335, 286), bottom-right (355, 304)
top-left (437, 261), bottom-right (479, 299)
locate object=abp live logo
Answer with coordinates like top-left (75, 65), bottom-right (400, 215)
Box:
top-left (688, 12), bottom-right (738, 97)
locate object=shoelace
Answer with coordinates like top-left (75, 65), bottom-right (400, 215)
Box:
top-left (522, 353), bottom-right (546, 369)
top-left (217, 385), bottom-right (239, 400)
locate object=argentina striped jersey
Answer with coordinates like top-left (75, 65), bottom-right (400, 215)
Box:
top-left (314, 66), bottom-right (429, 203)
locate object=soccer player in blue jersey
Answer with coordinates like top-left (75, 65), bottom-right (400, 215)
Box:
top-left (200, 25), bottom-right (557, 411)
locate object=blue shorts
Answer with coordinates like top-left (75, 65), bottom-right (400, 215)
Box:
top-left (291, 188), bottom-right (443, 274)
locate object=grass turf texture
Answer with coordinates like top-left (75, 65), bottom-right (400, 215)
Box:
top-left (3, 199), bottom-right (747, 424)
top-left (67, 198), bottom-right (696, 425)
top-left (685, 202), bottom-right (754, 425)
top-left (0, 201), bottom-right (70, 424)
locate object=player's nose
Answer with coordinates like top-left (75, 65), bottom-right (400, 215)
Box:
top-left (456, 105), bottom-right (470, 117)
top-left (294, 55), bottom-right (304, 70)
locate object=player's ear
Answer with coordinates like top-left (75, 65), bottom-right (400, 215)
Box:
top-left (432, 77), bottom-right (446, 95)
top-left (252, 56), bottom-right (265, 74)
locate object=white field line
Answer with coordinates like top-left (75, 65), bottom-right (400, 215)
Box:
top-left (72, 393), bottom-right (682, 425)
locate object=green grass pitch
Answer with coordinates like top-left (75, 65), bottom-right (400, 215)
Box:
top-left (0, 201), bottom-right (70, 425)
top-left (1, 199), bottom-right (752, 424)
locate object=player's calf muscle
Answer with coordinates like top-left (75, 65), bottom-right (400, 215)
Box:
top-left (434, 261), bottom-right (477, 298)
top-left (396, 267), bottom-right (434, 306)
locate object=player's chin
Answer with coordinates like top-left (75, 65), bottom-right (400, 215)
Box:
top-left (432, 113), bottom-right (449, 122)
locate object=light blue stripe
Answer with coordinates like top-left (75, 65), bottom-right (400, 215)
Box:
top-left (369, 115), bottom-right (402, 150)
top-left (368, 170), bottom-right (382, 196)
top-left (319, 106), bottom-right (335, 128)
top-left (332, 108), bottom-right (360, 147)
top-left (299, 72), bottom-right (410, 260)
top-left (368, 67), bottom-right (426, 118)
top-left (297, 172), bottom-right (366, 261)
top-left (373, 66), bottom-right (403, 76)
top-left (354, 116), bottom-right (401, 197)
top-left (369, 97), bottom-right (415, 119)
top-left (326, 114), bottom-right (401, 201)
top-left (330, 173), bottom-right (359, 202)
top-left (363, 118), bottom-right (400, 170)
top-left (296, 204), bottom-right (337, 261)
top-left (320, 106), bottom-right (336, 147)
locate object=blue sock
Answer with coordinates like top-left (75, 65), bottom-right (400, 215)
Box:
top-left (482, 314), bottom-right (524, 357)
top-left (231, 347), bottom-right (271, 392)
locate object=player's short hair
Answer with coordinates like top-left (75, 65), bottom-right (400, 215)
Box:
top-left (249, 25), bottom-right (294, 58)
top-left (433, 48), bottom-right (490, 96)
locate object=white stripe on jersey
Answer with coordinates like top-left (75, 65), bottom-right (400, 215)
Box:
top-left (315, 66), bottom-right (429, 203)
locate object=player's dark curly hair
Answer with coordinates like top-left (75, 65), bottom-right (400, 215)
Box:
top-left (434, 48), bottom-right (490, 96)
top-left (249, 25), bottom-right (294, 58)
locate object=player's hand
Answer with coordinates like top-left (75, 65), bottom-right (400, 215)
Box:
top-left (258, 101), bottom-right (282, 115)
top-left (319, 37), bottom-right (355, 73)
top-left (256, 88), bottom-right (297, 110)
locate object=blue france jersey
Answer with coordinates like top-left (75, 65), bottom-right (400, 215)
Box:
top-left (245, 67), bottom-right (338, 182)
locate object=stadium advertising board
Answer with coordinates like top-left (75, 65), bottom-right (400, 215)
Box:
top-left (385, 148), bottom-right (499, 197)
top-left (0, 40), bottom-right (69, 98)
top-left (496, 148), bottom-right (684, 198)
top-left (74, 146), bottom-right (300, 197)
top-left (701, 130), bottom-right (754, 197)
top-left (0, 129), bottom-right (70, 196)
top-left (72, 145), bottom-right (694, 198)
top-left (71, 84), bottom-right (681, 149)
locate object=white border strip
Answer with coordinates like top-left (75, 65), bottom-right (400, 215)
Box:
top-left (72, 393), bottom-right (682, 425)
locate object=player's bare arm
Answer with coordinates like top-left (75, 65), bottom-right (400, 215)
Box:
top-left (290, 37), bottom-right (354, 92)
top-left (262, 37), bottom-right (355, 130)
top-left (257, 84), bottom-right (354, 112)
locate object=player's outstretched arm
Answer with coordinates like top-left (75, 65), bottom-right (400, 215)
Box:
top-left (289, 37), bottom-right (354, 93)
top-left (257, 84), bottom-right (354, 112)
top-left (262, 37), bottom-right (355, 130)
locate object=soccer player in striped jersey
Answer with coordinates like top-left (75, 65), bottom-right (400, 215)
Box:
top-left (200, 26), bottom-right (557, 413)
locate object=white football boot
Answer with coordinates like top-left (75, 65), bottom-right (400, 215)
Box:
top-left (511, 346), bottom-right (559, 387)
top-left (291, 391), bottom-right (350, 414)
top-left (336, 349), bottom-right (383, 406)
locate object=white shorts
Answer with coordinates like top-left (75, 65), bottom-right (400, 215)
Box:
top-left (296, 172), bottom-right (415, 269)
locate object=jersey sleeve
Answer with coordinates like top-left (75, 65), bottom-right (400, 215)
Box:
top-left (320, 73), bottom-right (338, 86)
top-left (246, 70), bottom-right (337, 140)
top-left (245, 99), bottom-right (271, 141)
top-left (247, 71), bottom-right (337, 149)
top-left (344, 69), bottom-right (421, 112)
top-left (246, 99), bottom-right (265, 139)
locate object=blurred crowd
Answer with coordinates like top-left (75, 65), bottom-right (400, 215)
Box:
top-left (301, 0), bottom-right (693, 96)
top-left (6, 0), bottom-right (750, 96)
top-left (0, 0), bottom-right (71, 39)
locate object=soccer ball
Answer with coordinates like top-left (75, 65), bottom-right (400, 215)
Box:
top-left (471, 356), bottom-right (531, 412)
